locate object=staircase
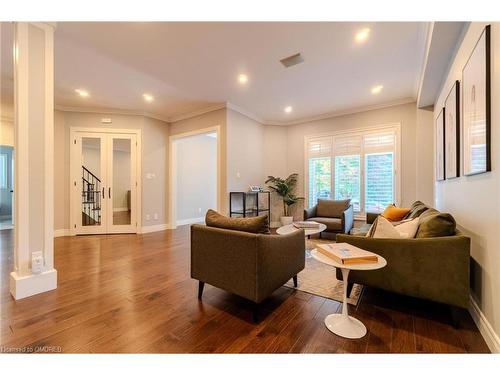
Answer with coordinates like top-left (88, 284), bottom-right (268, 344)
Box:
top-left (82, 166), bottom-right (101, 225)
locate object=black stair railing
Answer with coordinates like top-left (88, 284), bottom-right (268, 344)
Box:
top-left (82, 165), bottom-right (101, 225)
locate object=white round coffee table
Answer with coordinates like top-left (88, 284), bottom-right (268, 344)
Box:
top-left (276, 223), bottom-right (327, 256)
top-left (311, 247), bottom-right (386, 339)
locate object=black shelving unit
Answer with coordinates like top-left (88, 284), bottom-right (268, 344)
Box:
top-left (229, 191), bottom-right (271, 223)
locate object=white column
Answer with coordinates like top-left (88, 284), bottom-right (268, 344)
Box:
top-left (10, 22), bottom-right (57, 300)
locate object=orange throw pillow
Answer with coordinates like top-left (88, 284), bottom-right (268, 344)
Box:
top-left (381, 204), bottom-right (410, 222)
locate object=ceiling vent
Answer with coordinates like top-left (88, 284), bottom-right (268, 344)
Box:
top-left (280, 53), bottom-right (304, 68)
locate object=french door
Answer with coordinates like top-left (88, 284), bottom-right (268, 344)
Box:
top-left (71, 131), bottom-right (138, 235)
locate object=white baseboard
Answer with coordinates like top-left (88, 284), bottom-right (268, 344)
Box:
top-left (113, 207), bottom-right (129, 212)
top-left (176, 217), bottom-right (205, 226)
top-left (469, 294), bottom-right (500, 353)
top-left (10, 269), bottom-right (57, 300)
top-left (54, 229), bottom-right (72, 237)
top-left (140, 223), bottom-right (170, 234)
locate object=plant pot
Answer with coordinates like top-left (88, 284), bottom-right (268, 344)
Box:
top-left (280, 216), bottom-right (294, 226)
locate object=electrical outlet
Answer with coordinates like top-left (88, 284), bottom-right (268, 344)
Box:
top-left (31, 251), bottom-right (43, 275)
top-left (154, 213), bottom-right (158, 220)
top-left (146, 214), bottom-right (150, 221)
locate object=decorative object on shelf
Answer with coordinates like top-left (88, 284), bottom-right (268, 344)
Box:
top-left (249, 185), bottom-right (261, 192)
top-left (229, 191), bottom-right (271, 225)
top-left (445, 80), bottom-right (460, 179)
top-left (462, 24), bottom-right (491, 176)
top-left (265, 173), bottom-right (304, 226)
top-left (435, 108), bottom-right (445, 181)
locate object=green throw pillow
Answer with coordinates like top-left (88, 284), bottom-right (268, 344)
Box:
top-left (415, 211), bottom-right (456, 238)
top-left (205, 209), bottom-right (269, 234)
top-left (404, 200), bottom-right (429, 219)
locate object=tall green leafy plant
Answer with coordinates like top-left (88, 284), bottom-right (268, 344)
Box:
top-left (265, 173), bottom-right (304, 216)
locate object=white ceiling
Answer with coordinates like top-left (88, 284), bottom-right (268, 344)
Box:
top-left (3, 22), bottom-right (430, 124)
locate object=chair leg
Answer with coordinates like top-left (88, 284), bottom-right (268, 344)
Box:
top-left (198, 281), bottom-right (205, 300)
top-left (319, 232), bottom-right (322, 239)
top-left (293, 275), bottom-right (298, 288)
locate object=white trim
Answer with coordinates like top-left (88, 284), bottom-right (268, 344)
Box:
top-left (54, 229), bottom-right (73, 237)
top-left (70, 127), bottom-right (142, 235)
top-left (168, 125), bottom-right (221, 230)
top-left (469, 295), bottom-right (500, 353)
top-left (56, 105), bottom-right (170, 123)
top-left (55, 98), bottom-right (416, 128)
top-left (176, 217), bottom-right (205, 226)
top-left (10, 269), bottom-right (57, 300)
top-left (226, 98), bottom-right (415, 126)
top-left (140, 223), bottom-right (170, 234)
top-left (304, 123), bottom-right (402, 212)
top-left (113, 207), bottom-right (129, 212)
top-left (168, 103), bottom-right (226, 123)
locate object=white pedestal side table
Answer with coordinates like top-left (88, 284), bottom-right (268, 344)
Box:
top-left (311, 246), bottom-right (387, 339)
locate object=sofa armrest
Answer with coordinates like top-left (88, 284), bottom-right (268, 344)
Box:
top-left (342, 205), bottom-right (354, 234)
top-left (304, 205), bottom-right (317, 220)
top-left (256, 230), bottom-right (306, 302)
top-left (335, 234), bottom-right (470, 308)
top-left (366, 212), bottom-right (379, 224)
top-left (191, 224), bottom-right (259, 301)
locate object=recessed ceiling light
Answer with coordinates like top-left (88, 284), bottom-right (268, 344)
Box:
top-left (75, 89), bottom-right (89, 98)
top-left (143, 93), bottom-right (154, 102)
top-left (284, 106), bottom-right (293, 114)
top-left (238, 74), bottom-right (248, 84)
top-left (355, 28), bottom-right (370, 43)
top-left (371, 85), bottom-right (383, 94)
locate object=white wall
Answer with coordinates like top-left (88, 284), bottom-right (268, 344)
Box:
top-left (54, 110), bottom-right (169, 231)
top-left (434, 22), bottom-right (500, 352)
top-left (226, 108), bottom-right (265, 191)
top-left (170, 108), bottom-right (227, 216)
top-left (285, 102), bottom-right (424, 219)
top-left (175, 133), bottom-right (217, 223)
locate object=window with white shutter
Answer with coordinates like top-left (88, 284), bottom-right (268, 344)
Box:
top-left (307, 137), bottom-right (332, 207)
top-left (333, 135), bottom-right (362, 211)
top-left (306, 125), bottom-right (400, 215)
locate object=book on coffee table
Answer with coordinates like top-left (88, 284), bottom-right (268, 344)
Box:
top-left (316, 243), bottom-right (378, 265)
top-left (293, 221), bottom-right (320, 229)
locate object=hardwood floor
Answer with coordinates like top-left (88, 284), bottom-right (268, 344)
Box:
top-left (0, 226), bottom-right (489, 353)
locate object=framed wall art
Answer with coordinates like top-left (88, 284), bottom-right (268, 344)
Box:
top-left (435, 108), bottom-right (445, 181)
top-left (462, 25), bottom-right (491, 176)
top-left (444, 80), bottom-right (460, 179)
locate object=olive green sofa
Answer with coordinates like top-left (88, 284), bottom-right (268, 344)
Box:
top-left (336, 202), bottom-right (470, 309)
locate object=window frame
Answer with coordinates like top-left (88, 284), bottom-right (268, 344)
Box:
top-left (304, 123), bottom-right (401, 219)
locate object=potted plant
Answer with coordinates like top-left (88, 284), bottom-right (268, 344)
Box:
top-left (265, 173), bottom-right (303, 226)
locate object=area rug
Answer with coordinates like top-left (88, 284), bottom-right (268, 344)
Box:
top-left (284, 239), bottom-right (363, 305)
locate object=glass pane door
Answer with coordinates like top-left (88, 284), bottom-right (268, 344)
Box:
top-left (107, 134), bottom-right (137, 233)
top-left (77, 134), bottom-right (107, 234)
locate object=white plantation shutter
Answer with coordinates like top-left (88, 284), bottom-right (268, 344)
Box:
top-left (307, 136), bottom-right (333, 158)
top-left (363, 130), bottom-right (396, 154)
top-left (306, 126), bottom-right (399, 212)
top-left (333, 135), bottom-right (362, 156)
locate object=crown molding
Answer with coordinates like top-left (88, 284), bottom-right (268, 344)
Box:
top-left (168, 103), bottom-right (226, 123)
top-left (225, 102), bottom-right (265, 124)
top-left (226, 97), bottom-right (416, 126)
top-left (54, 105), bottom-right (170, 123)
top-left (54, 97), bottom-right (416, 128)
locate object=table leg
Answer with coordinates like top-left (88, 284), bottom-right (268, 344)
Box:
top-left (324, 268), bottom-right (367, 339)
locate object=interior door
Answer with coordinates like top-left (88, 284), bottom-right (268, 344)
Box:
top-left (75, 133), bottom-right (108, 235)
top-left (106, 133), bottom-right (137, 234)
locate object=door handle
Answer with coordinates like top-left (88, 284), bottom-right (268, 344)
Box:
top-left (108, 187), bottom-right (111, 199)
top-left (102, 187), bottom-right (105, 199)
